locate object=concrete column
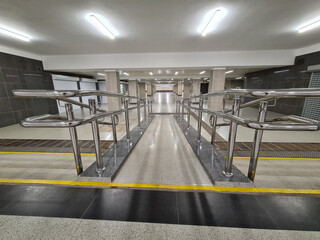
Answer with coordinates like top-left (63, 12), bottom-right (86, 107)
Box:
top-left (192, 80), bottom-right (201, 103)
top-left (177, 82), bottom-right (183, 96)
top-left (147, 84), bottom-right (152, 96)
top-left (173, 84), bottom-right (178, 95)
top-left (105, 71), bottom-right (120, 111)
top-left (139, 83), bottom-right (146, 99)
top-left (152, 85), bottom-right (156, 95)
top-left (128, 80), bottom-right (138, 103)
top-left (208, 69), bottom-right (226, 111)
top-left (183, 82), bottom-right (191, 98)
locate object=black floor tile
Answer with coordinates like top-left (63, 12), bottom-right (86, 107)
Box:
top-left (0, 185), bottom-right (100, 218)
top-left (255, 195), bottom-right (320, 231)
top-left (177, 191), bottom-right (280, 229)
top-left (82, 188), bottom-right (178, 224)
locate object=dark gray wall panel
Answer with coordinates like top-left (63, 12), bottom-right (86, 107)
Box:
top-left (0, 52), bottom-right (58, 127)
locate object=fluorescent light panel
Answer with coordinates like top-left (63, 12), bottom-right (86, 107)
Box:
top-left (175, 72), bottom-right (178, 75)
top-left (225, 70), bottom-right (233, 74)
top-left (88, 14), bottom-right (115, 39)
top-left (123, 72), bottom-right (129, 76)
top-left (199, 71), bottom-right (206, 74)
top-left (149, 72), bottom-right (153, 75)
top-left (274, 69), bottom-right (289, 74)
top-left (97, 73), bottom-right (105, 76)
top-left (298, 19), bottom-right (320, 33)
top-left (202, 9), bottom-right (224, 37)
top-left (0, 26), bottom-right (30, 42)
top-left (235, 77), bottom-right (242, 79)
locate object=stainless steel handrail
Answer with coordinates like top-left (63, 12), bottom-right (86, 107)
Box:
top-left (177, 87), bottom-right (320, 182)
top-left (13, 89), bottom-right (153, 176)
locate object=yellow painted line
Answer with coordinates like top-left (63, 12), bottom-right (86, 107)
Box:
top-left (0, 151), bottom-right (95, 156)
top-left (0, 178), bottom-right (319, 195)
top-left (0, 151), bottom-right (319, 161)
top-left (234, 156), bottom-right (320, 161)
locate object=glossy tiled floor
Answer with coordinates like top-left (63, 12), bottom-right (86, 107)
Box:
top-left (114, 115), bottom-right (213, 186)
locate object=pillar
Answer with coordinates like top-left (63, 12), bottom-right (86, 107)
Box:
top-left (128, 80), bottom-right (138, 103)
top-left (147, 84), bottom-right (152, 96)
top-left (183, 82), bottom-right (191, 98)
top-left (105, 71), bottom-right (120, 111)
top-left (152, 85), bottom-right (156, 95)
top-left (139, 83), bottom-right (146, 99)
top-left (177, 82), bottom-right (183, 96)
top-left (208, 69), bottom-right (226, 111)
top-left (191, 80), bottom-right (201, 103)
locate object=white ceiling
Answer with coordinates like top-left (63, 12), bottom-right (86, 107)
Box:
top-left (0, 0), bottom-right (320, 56)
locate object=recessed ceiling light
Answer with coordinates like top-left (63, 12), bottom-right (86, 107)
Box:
top-left (201, 8), bottom-right (226, 37)
top-left (175, 72), bottom-right (178, 75)
top-left (149, 72), bottom-right (153, 75)
top-left (225, 70), bottom-right (233, 74)
top-left (123, 72), bottom-right (129, 76)
top-left (0, 26), bottom-right (30, 42)
top-left (88, 14), bottom-right (115, 39)
top-left (298, 19), bottom-right (320, 33)
top-left (97, 73), bottom-right (105, 76)
top-left (200, 71), bottom-right (206, 75)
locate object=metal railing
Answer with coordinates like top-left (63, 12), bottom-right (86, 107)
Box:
top-left (13, 89), bottom-right (153, 175)
top-left (176, 88), bottom-right (320, 181)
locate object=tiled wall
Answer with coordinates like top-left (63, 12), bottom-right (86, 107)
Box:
top-left (244, 51), bottom-right (320, 116)
top-left (0, 52), bottom-right (58, 127)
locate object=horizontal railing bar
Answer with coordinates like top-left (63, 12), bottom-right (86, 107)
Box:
top-left (181, 104), bottom-right (320, 131)
top-left (182, 88), bottom-right (320, 101)
top-left (12, 89), bottom-right (151, 101)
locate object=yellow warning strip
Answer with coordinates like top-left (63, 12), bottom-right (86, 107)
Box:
top-left (1, 151), bottom-right (318, 161)
top-left (234, 156), bottom-right (320, 161)
top-left (0, 151), bottom-right (95, 156)
top-left (0, 178), bottom-right (319, 195)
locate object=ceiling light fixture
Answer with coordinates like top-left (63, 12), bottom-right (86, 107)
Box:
top-left (298, 19), bottom-right (320, 33)
top-left (201, 8), bottom-right (225, 37)
top-left (88, 14), bottom-right (115, 39)
top-left (200, 71), bottom-right (206, 74)
top-left (235, 77), bottom-right (242, 79)
top-left (123, 72), bottom-right (129, 76)
top-left (225, 70), bottom-right (233, 74)
top-left (175, 72), bottom-right (178, 75)
top-left (0, 26), bottom-right (30, 42)
top-left (97, 73), bottom-right (105, 76)
top-left (274, 69), bottom-right (289, 74)
top-left (149, 72), bottom-right (153, 75)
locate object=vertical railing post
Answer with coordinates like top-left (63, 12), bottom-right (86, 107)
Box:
top-left (196, 98), bottom-right (204, 142)
top-left (89, 99), bottom-right (105, 173)
top-left (248, 101), bottom-right (268, 181)
top-left (210, 115), bottom-right (217, 145)
top-left (181, 99), bottom-right (184, 121)
top-left (137, 99), bottom-right (141, 128)
top-left (177, 99), bottom-right (180, 119)
top-left (187, 99), bottom-right (191, 128)
top-left (223, 96), bottom-right (241, 177)
top-left (111, 114), bottom-right (118, 144)
top-left (124, 99), bottom-right (130, 141)
top-left (65, 103), bottom-right (83, 175)
top-left (144, 99), bottom-right (147, 122)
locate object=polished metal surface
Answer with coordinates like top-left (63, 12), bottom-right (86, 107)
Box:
top-left (137, 99), bottom-right (141, 128)
top-left (187, 99), bottom-right (191, 128)
top-left (223, 96), bottom-right (241, 177)
top-left (248, 101), bottom-right (268, 181)
top-left (196, 99), bottom-right (204, 142)
top-left (124, 99), bottom-right (130, 141)
top-left (112, 114), bottom-right (118, 144)
top-left (89, 99), bottom-right (106, 174)
top-left (209, 114), bottom-right (217, 145)
top-left (65, 103), bottom-right (83, 175)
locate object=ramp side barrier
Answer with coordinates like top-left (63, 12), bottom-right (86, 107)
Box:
top-left (13, 90), bottom-right (153, 175)
top-left (175, 88), bottom-right (320, 181)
